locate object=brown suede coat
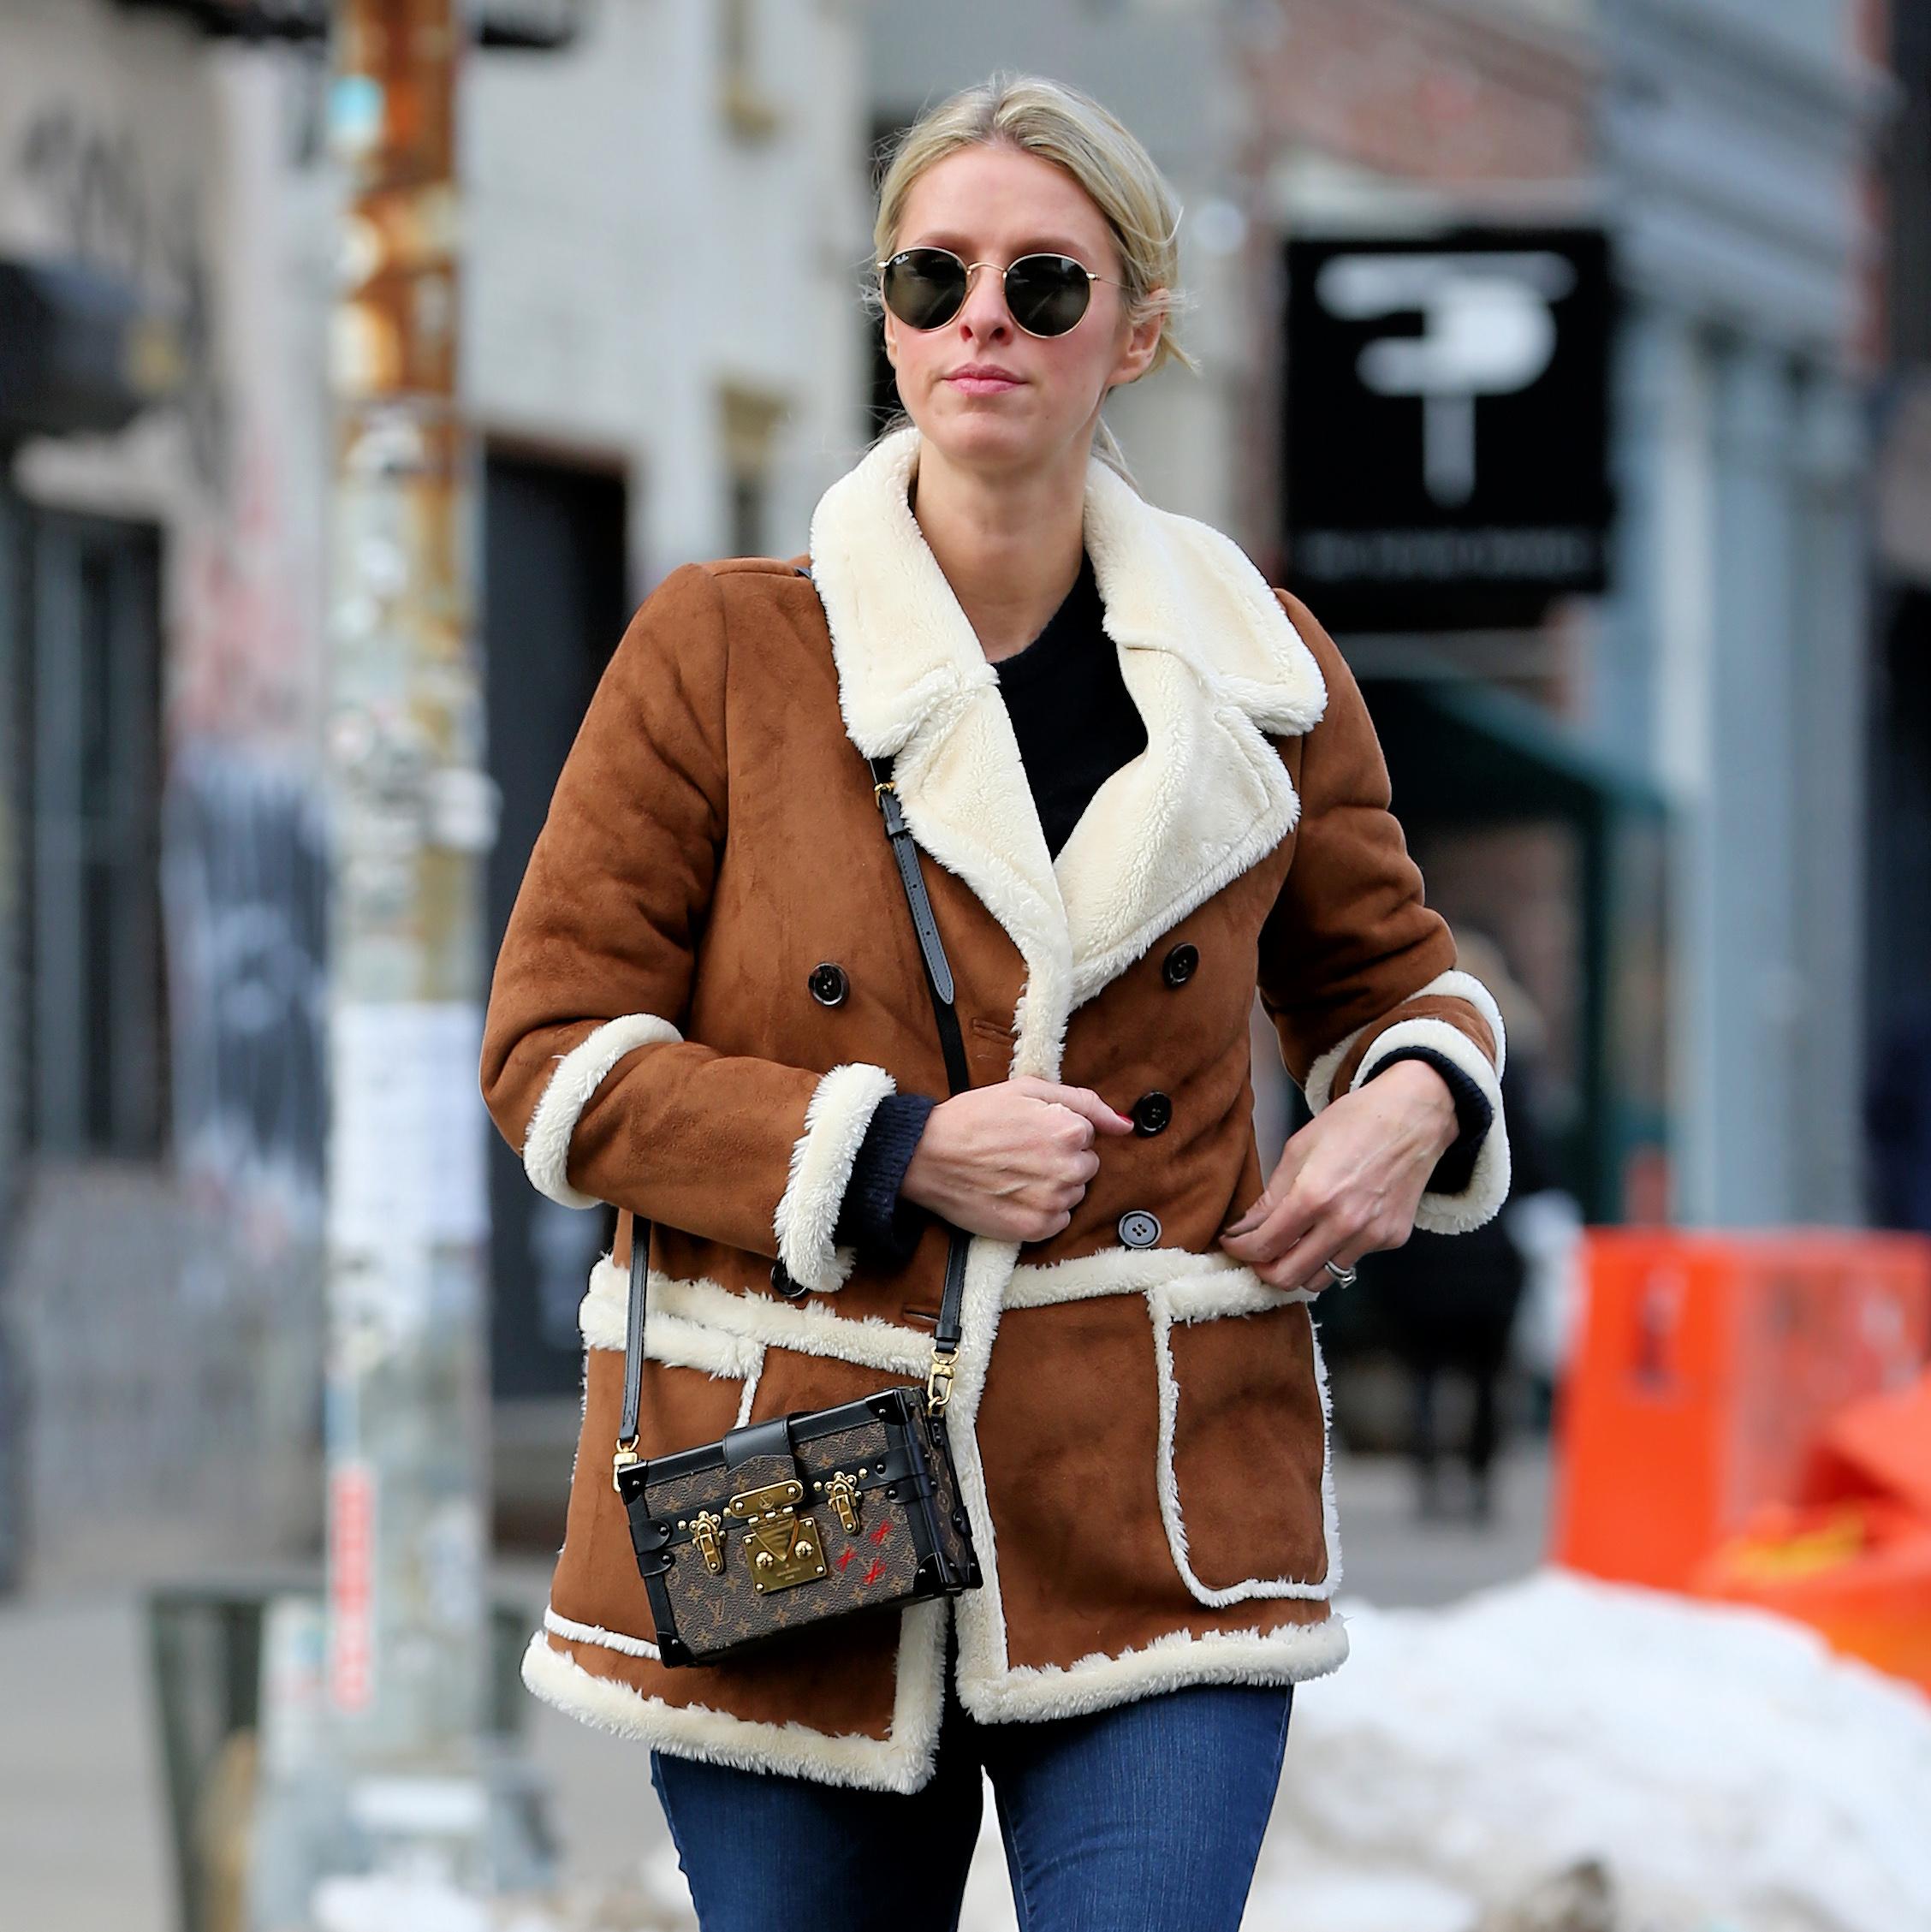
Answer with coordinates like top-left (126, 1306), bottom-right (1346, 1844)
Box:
top-left (481, 425), bottom-right (1510, 1792)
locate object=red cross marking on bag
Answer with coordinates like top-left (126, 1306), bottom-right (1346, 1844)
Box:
top-left (835, 1547), bottom-right (855, 1572)
top-left (868, 1519), bottom-right (891, 1545)
top-left (862, 1559), bottom-right (886, 1586)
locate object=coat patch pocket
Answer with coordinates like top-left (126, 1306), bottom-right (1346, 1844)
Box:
top-left (1152, 1288), bottom-right (1336, 1606)
top-left (550, 1287), bottom-right (763, 1654)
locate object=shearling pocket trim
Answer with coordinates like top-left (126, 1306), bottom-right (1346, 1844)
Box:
top-left (1149, 1281), bottom-right (1341, 1608)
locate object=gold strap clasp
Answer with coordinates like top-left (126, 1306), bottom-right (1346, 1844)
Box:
top-left (926, 1346), bottom-right (958, 1415)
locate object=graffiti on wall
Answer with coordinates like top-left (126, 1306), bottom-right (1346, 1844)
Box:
top-left (162, 745), bottom-right (330, 1251)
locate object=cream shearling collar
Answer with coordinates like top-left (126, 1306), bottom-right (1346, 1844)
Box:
top-left (805, 423), bottom-right (1328, 1052)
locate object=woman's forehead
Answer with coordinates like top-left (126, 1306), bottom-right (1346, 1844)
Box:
top-left (897, 149), bottom-right (1108, 256)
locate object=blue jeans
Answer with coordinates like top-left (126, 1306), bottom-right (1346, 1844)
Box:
top-left (648, 1617), bottom-right (1294, 1931)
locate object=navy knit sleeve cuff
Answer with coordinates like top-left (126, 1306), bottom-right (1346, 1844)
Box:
top-left (1360, 1044), bottom-right (1495, 1198)
top-left (831, 1091), bottom-right (938, 1269)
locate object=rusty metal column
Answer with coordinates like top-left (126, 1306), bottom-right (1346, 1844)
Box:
top-left (291, 0), bottom-right (536, 1916)
top-left (324, 0), bottom-right (486, 1765)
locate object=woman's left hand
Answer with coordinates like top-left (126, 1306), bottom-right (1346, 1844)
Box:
top-left (1217, 1059), bottom-right (1459, 1291)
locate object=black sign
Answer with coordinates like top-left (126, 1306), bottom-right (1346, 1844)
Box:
top-left (1282, 228), bottom-right (1613, 630)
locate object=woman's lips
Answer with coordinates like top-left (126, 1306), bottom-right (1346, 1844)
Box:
top-left (948, 373), bottom-right (1022, 395)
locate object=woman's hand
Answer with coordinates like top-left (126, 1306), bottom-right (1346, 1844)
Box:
top-left (1218, 1060), bottom-right (1459, 1291)
top-left (900, 1076), bottom-right (1137, 1243)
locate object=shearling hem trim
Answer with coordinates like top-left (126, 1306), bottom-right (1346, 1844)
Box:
top-left (773, 1062), bottom-right (898, 1293)
top-left (1150, 1287), bottom-right (1341, 1608)
top-left (520, 1597), bottom-right (951, 1795)
top-left (522, 1014), bottom-right (684, 1208)
top-left (1352, 1016), bottom-right (1512, 1234)
top-left (954, 1611), bottom-right (1351, 1724)
top-left (1301, 967), bottom-right (1508, 1115)
top-left (581, 1257), bottom-right (931, 1374)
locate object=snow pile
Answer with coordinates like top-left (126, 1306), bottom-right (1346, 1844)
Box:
top-left (1248, 1566), bottom-right (1931, 1932)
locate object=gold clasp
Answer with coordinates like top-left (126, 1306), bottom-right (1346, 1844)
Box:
top-left (727, 1478), bottom-right (827, 1592)
top-left (611, 1439), bottom-right (640, 1494)
top-left (826, 1470), bottom-right (861, 1537)
top-left (926, 1346), bottom-right (957, 1415)
top-left (688, 1509), bottom-right (726, 1575)
top-left (872, 777), bottom-right (896, 803)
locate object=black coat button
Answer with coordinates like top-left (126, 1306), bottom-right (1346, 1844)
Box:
top-left (1131, 1091), bottom-right (1172, 1136)
top-left (807, 961), bottom-right (848, 1007)
top-left (1162, 942), bottom-right (1198, 987)
top-left (1118, 1210), bottom-right (1162, 1249)
top-left (770, 1260), bottom-right (808, 1299)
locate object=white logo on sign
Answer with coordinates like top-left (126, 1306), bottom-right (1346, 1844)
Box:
top-left (1314, 252), bottom-right (1577, 506)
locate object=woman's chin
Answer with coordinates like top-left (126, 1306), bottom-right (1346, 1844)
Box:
top-left (914, 407), bottom-right (1064, 474)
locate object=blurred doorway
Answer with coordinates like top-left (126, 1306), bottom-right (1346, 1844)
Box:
top-left (482, 447), bottom-right (628, 1401)
top-left (15, 508), bottom-right (168, 1162)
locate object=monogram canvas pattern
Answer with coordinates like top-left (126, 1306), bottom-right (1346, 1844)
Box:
top-left (641, 1422), bottom-right (929, 1658)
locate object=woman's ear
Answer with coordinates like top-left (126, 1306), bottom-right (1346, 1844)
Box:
top-left (1107, 288), bottom-right (1164, 392)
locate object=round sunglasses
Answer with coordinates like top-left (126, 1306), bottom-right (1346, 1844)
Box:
top-left (877, 246), bottom-right (1126, 339)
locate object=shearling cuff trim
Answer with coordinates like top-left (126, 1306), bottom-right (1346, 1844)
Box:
top-left (1302, 966), bottom-right (1509, 1114)
top-left (1352, 1017), bottom-right (1511, 1234)
top-left (772, 1062), bottom-right (899, 1293)
top-left (522, 1013), bottom-right (684, 1208)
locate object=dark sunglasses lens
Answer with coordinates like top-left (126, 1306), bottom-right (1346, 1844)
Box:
top-left (882, 250), bottom-right (966, 329)
top-left (1006, 255), bottom-right (1091, 336)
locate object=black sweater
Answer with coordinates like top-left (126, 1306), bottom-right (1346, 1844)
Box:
top-left (830, 550), bottom-right (1492, 1268)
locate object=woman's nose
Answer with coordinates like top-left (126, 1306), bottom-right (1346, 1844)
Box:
top-left (957, 262), bottom-right (1014, 336)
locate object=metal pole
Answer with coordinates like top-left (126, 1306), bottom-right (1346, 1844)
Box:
top-left (323, 0), bottom-right (486, 1761)
top-left (248, 2), bottom-right (548, 1921)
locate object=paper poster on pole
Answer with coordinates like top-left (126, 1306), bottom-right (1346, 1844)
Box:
top-left (328, 1002), bottom-right (488, 1251)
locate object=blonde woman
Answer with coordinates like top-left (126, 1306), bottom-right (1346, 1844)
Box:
top-left (483, 71), bottom-right (1509, 1932)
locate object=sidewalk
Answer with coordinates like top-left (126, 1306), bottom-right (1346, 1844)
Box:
top-left (0, 1442), bottom-right (1552, 1931)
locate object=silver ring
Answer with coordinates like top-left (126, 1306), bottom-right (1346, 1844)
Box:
top-left (1322, 1259), bottom-right (1358, 1288)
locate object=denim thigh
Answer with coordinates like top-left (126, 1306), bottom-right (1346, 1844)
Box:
top-left (978, 1677), bottom-right (1295, 1932)
top-left (648, 1636), bottom-right (1293, 1932)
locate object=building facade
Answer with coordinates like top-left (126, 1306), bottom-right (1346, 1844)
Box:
top-left (0, 0), bottom-right (872, 1584)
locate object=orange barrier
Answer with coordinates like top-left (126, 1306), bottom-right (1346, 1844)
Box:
top-left (1549, 1231), bottom-right (1931, 1593)
top-left (1690, 1374), bottom-right (1931, 1694)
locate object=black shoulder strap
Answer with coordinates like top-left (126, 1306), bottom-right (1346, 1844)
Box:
top-left (615, 567), bottom-right (972, 1464)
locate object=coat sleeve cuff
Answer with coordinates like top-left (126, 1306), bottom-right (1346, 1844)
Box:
top-left (772, 1062), bottom-right (900, 1292)
top-left (831, 1092), bottom-right (937, 1269)
top-left (1352, 1020), bottom-right (1511, 1234)
top-left (521, 1013), bottom-right (686, 1208)
top-left (1301, 968), bottom-right (1511, 1234)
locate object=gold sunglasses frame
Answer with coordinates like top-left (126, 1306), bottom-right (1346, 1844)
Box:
top-left (876, 246), bottom-right (1128, 338)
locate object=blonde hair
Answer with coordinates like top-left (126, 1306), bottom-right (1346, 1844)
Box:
top-left (863, 72), bottom-right (1198, 487)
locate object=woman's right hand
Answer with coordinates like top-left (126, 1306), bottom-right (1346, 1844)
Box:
top-left (898, 1077), bottom-right (1137, 1243)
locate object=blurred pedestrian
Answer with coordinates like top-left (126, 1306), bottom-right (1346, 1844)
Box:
top-left (1360, 931), bottom-right (1563, 1520)
top-left (483, 72), bottom-right (1512, 1932)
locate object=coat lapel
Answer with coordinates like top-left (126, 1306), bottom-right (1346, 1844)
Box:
top-left (805, 423), bottom-right (1327, 1072)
